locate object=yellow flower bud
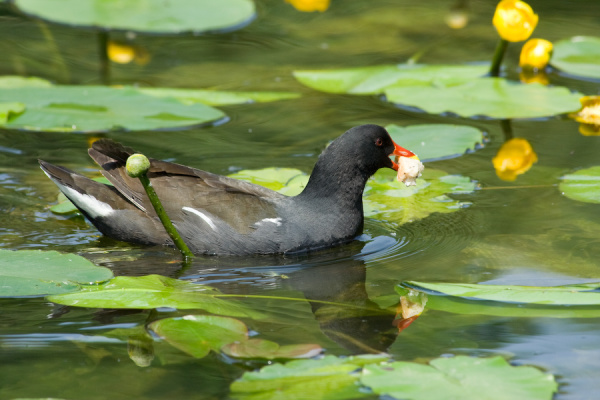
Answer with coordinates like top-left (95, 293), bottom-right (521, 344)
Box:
top-left (492, 138), bottom-right (538, 181)
top-left (520, 39), bottom-right (553, 70)
top-left (492, 0), bottom-right (538, 42)
top-left (107, 40), bottom-right (136, 64)
top-left (285, 0), bottom-right (330, 12)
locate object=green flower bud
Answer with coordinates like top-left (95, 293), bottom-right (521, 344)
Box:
top-left (126, 153), bottom-right (150, 178)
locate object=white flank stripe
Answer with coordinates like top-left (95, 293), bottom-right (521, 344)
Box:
top-left (259, 217), bottom-right (282, 227)
top-left (60, 186), bottom-right (114, 218)
top-left (182, 207), bottom-right (217, 231)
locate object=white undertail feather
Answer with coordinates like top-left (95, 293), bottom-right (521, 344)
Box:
top-left (182, 207), bottom-right (217, 231)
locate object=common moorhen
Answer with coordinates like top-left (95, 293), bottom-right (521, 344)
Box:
top-left (39, 124), bottom-right (419, 255)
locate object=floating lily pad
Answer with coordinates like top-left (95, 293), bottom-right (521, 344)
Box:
top-left (293, 64), bottom-right (489, 95)
top-left (361, 356), bottom-right (557, 400)
top-left (149, 315), bottom-right (248, 358)
top-left (0, 102), bottom-right (25, 124)
top-left (0, 85), bottom-right (225, 132)
top-left (402, 281), bottom-right (600, 305)
top-left (294, 64), bottom-right (582, 119)
top-left (0, 75), bottom-right (52, 88)
top-left (364, 169), bottom-right (476, 225)
top-left (551, 36), bottom-right (600, 80)
top-left (559, 166), bottom-right (600, 204)
top-left (137, 87), bottom-right (301, 106)
top-left (385, 124), bottom-right (484, 162)
top-left (222, 339), bottom-right (322, 360)
top-left (48, 274), bottom-right (265, 318)
top-left (229, 168), bottom-right (308, 196)
top-left (0, 249), bottom-right (113, 297)
top-left (385, 78), bottom-right (582, 119)
top-left (230, 355), bottom-right (369, 400)
top-left (14, 0), bottom-right (256, 34)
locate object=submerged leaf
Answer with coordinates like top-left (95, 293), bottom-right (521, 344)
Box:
top-left (222, 339), bottom-right (322, 360)
top-left (47, 274), bottom-right (265, 318)
top-left (551, 36), bottom-right (600, 80)
top-left (401, 281), bottom-right (600, 305)
top-left (559, 166), bottom-right (600, 204)
top-left (149, 315), bottom-right (248, 358)
top-left (0, 249), bottom-right (113, 297)
top-left (14, 0), bottom-right (256, 34)
top-left (361, 356), bottom-right (557, 400)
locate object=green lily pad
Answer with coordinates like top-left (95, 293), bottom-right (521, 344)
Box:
top-left (0, 75), bottom-right (52, 88)
top-left (401, 281), bottom-right (600, 305)
top-left (222, 339), bottom-right (322, 360)
top-left (551, 36), bottom-right (600, 80)
top-left (0, 84), bottom-right (225, 132)
top-left (361, 356), bottom-right (557, 400)
top-left (230, 355), bottom-right (369, 400)
top-left (293, 64), bottom-right (489, 95)
top-left (294, 64), bottom-right (582, 119)
top-left (385, 124), bottom-right (484, 162)
top-left (559, 166), bottom-right (600, 204)
top-left (14, 0), bottom-right (256, 34)
top-left (47, 274), bottom-right (265, 318)
top-left (149, 315), bottom-right (248, 358)
top-left (385, 78), bottom-right (582, 119)
top-left (137, 87), bottom-right (301, 106)
top-left (0, 102), bottom-right (25, 124)
top-left (364, 168), bottom-right (476, 225)
top-left (0, 249), bottom-right (113, 297)
top-left (229, 168), bottom-right (308, 196)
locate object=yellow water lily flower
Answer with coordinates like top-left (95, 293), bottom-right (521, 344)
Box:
top-left (285, 0), bottom-right (329, 12)
top-left (492, 138), bottom-right (538, 181)
top-left (492, 0), bottom-right (538, 42)
top-left (107, 40), bottom-right (150, 66)
top-left (520, 38), bottom-right (553, 70)
top-left (570, 96), bottom-right (600, 125)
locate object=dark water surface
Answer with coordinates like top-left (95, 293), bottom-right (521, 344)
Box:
top-left (1, 0), bottom-right (600, 399)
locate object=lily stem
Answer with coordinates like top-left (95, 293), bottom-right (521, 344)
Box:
top-left (489, 38), bottom-right (509, 77)
top-left (137, 173), bottom-right (194, 260)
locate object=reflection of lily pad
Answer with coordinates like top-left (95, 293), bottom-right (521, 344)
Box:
top-left (14, 0), bottom-right (256, 34)
top-left (385, 78), bottom-right (582, 119)
top-left (559, 166), bottom-right (600, 204)
top-left (402, 281), bottom-right (600, 305)
top-left (0, 249), bottom-right (113, 297)
top-left (48, 274), bottom-right (265, 318)
top-left (551, 36), bottom-right (600, 80)
top-left (222, 339), bottom-right (322, 360)
top-left (386, 124), bottom-right (484, 162)
top-left (149, 315), bottom-right (248, 359)
top-left (361, 356), bottom-right (557, 400)
top-left (294, 64), bottom-right (582, 119)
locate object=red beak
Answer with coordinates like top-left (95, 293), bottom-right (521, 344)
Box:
top-left (390, 141), bottom-right (417, 171)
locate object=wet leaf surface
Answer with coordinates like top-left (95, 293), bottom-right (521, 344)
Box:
top-left (551, 36), bottom-right (600, 79)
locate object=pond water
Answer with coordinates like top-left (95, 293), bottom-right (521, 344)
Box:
top-left (1, 0), bottom-right (600, 399)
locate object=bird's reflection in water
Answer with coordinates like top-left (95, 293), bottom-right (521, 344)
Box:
top-left (83, 235), bottom-right (415, 355)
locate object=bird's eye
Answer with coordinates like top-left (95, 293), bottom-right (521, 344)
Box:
top-left (375, 137), bottom-right (384, 147)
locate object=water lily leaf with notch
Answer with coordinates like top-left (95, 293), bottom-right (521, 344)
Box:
top-left (361, 356), bottom-right (557, 400)
top-left (551, 36), bottom-right (600, 80)
top-left (559, 166), bottom-right (600, 204)
top-left (149, 315), bottom-right (248, 359)
top-left (0, 249), bottom-right (113, 297)
top-left (385, 124), bottom-right (484, 162)
top-left (47, 274), bottom-right (265, 318)
top-left (401, 281), bottom-right (600, 305)
top-left (230, 355), bottom-right (376, 400)
top-left (0, 85), bottom-right (225, 132)
top-left (365, 168), bottom-right (476, 225)
top-left (137, 87), bottom-right (301, 106)
top-left (222, 338), bottom-right (322, 360)
top-left (385, 78), bottom-right (582, 119)
top-left (14, 0), bottom-right (256, 34)
top-left (293, 64), bottom-right (489, 95)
